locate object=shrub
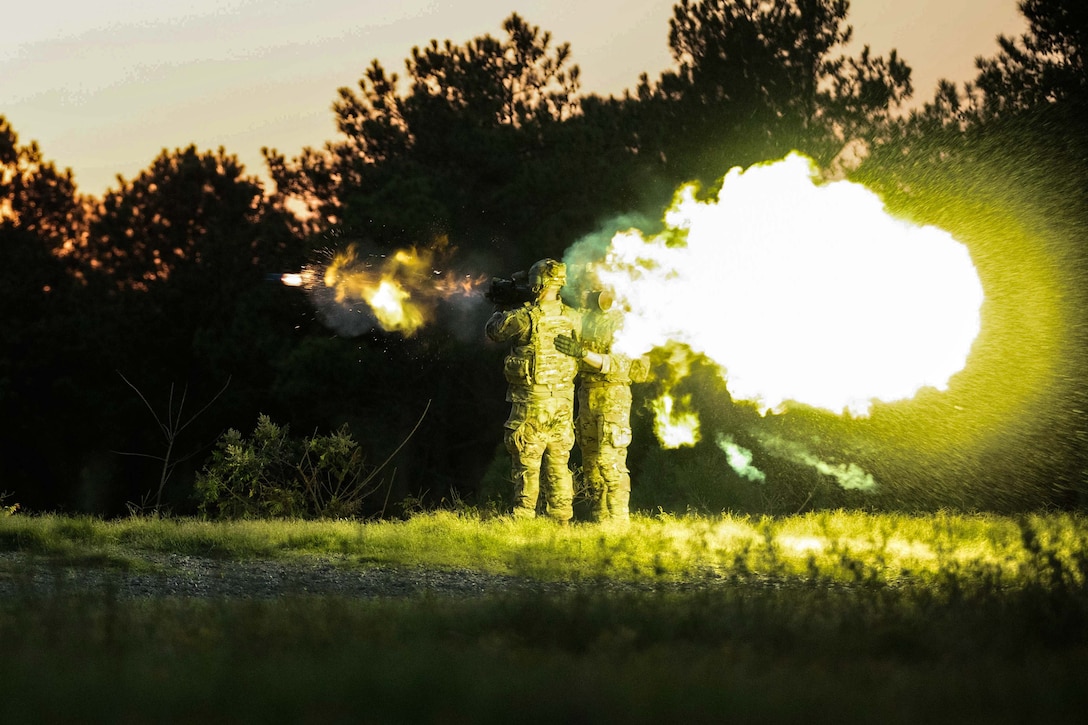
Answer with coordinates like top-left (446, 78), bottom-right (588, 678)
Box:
top-left (1, 490), bottom-right (18, 516)
top-left (194, 415), bottom-right (386, 519)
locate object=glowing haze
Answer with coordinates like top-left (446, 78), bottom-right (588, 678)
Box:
top-left (587, 153), bottom-right (984, 418)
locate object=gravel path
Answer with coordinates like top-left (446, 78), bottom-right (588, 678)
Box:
top-left (0, 551), bottom-right (650, 600)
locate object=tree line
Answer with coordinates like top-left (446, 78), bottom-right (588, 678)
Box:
top-left (2, 0), bottom-right (1085, 516)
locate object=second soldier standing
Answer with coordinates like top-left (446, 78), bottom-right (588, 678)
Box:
top-left (556, 297), bottom-right (650, 524)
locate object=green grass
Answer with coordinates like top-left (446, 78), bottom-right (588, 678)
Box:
top-left (2, 510), bottom-right (1087, 722)
top-left (3, 509), bottom-right (1085, 585)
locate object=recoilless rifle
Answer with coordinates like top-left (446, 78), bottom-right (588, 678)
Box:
top-left (486, 270), bottom-right (613, 311)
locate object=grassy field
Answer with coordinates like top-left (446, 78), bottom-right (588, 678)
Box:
top-left (2, 510), bottom-right (1087, 723)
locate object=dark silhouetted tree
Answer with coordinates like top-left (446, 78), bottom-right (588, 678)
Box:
top-left (0, 118), bottom-right (98, 509)
top-left (635, 0), bottom-right (911, 184)
top-left (89, 145), bottom-right (281, 290)
top-left (264, 13), bottom-right (582, 263)
top-left (972, 0), bottom-right (1086, 117)
top-left (907, 0), bottom-right (1085, 129)
top-left (74, 145), bottom-right (303, 511)
top-left (0, 117), bottom-right (86, 258)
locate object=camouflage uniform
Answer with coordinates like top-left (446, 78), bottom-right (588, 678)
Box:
top-left (574, 309), bottom-right (650, 523)
top-left (485, 260), bottom-right (581, 522)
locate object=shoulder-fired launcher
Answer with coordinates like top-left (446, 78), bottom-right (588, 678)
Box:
top-left (486, 269), bottom-right (614, 311)
top-left (485, 271), bottom-right (533, 308)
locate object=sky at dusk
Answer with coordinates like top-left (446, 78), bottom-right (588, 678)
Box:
top-left (5, 1), bottom-right (1027, 197)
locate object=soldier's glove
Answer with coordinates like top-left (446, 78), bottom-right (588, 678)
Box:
top-left (554, 334), bottom-right (584, 359)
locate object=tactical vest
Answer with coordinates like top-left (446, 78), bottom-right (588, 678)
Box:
top-left (580, 309), bottom-right (635, 386)
top-left (503, 301), bottom-right (579, 389)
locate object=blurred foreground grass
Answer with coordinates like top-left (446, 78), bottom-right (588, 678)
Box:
top-left (2, 510), bottom-right (1087, 722)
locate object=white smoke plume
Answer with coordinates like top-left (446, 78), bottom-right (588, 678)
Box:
top-left (755, 432), bottom-right (878, 492)
top-left (716, 434), bottom-right (766, 483)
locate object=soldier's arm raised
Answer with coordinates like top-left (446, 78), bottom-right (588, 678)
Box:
top-left (554, 333), bottom-right (608, 371)
top-left (486, 306), bottom-right (531, 343)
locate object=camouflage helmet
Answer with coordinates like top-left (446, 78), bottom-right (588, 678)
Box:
top-left (529, 258), bottom-right (566, 293)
